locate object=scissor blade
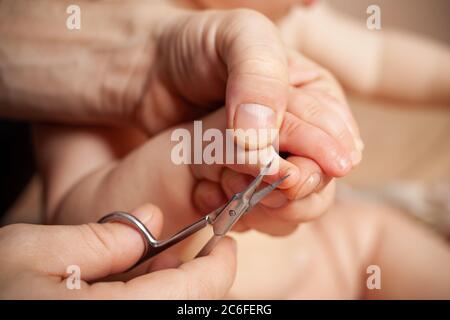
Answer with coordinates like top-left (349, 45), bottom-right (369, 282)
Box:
top-left (240, 159), bottom-right (274, 201)
top-left (195, 235), bottom-right (222, 258)
top-left (249, 175), bottom-right (290, 207)
top-left (205, 203), bottom-right (228, 223)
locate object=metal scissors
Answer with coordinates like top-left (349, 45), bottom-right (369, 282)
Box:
top-left (99, 160), bottom-right (288, 268)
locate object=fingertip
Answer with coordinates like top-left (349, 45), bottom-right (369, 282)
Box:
top-left (282, 156), bottom-right (326, 200)
top-left (183, 236), bottom-right (237, 299)
top-left (208, 237), bottom-right (237, 271)
top-left (316, 145), bottom-right (353, 177)
top-left (334, 154), bottom-right (353, 177)
top-left (351, 149), bottom-right (363, 167)
top-left (356, 137), bottom-right (365, 152)
top-left (277, 160), bottom-right (301, 189)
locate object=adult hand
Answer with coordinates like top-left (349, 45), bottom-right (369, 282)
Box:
top-left (0, 204), bottom-right (236, 299)
top-left (0, 1), bottom-right (289, 148)
top-left (0, 1), bottom-right (362, 161)
top-left (142, 8), bottom-right (289, 148)
top-left (141, 6), bottom-right (362, 157)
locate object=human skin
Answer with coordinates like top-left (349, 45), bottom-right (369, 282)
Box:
top-left (0, 0), bottom-right (360, 149)
top-left (279, 2), bottom-right (450, 104)
top-left (33, 112), bottom-right (450, 298)
top-left (0, 204), bottom-right (238, 299)
top-left (33, 104), bottom-right (338, 237)
top-left (0, 0), bottom-right (364, 229)
top-left (33, 47), bottom-right (362, 233)
top-left (0, 0), bottom-right (364, 232)
top-left (1, 0), bottom-right (295, 142)
top-left (0, 0), bottom-right (363, 170)
top-left (185, 0), bottom-right (450, 104)
top-left (227, 200), bottom-right (450, 299)
top-left (179, 0), bottom-right (300, 21)
top-left (2, 0), bottom-right (446, 300)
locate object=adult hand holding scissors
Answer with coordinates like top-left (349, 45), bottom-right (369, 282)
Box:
top-left (0, 204), bottom-right (236, 299)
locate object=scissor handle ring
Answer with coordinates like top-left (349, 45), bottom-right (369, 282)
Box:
top-left (98, 211), bottom-right (158, 262)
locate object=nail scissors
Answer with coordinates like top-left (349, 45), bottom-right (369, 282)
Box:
top-left (99, 160), bottom-right (288, 268)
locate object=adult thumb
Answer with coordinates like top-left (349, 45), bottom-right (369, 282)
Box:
top-left (50, 204), bottom-right (164, 282)
top-left (218, 9), bottom-right (289, 148)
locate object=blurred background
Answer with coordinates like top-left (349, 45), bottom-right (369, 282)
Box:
top-left (327, 0), bottom-right (449, 185)
top-left (327, 0), bottom-right (450, 236)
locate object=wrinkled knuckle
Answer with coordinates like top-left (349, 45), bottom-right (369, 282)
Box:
top-left (302, 100), bottom-right (323, 121)
top-left (228, 8), bottom-right (270, 26)
top-left (225, 8), bottom-right (279, 44)
top-left (281, 114), bottom-right (303, 138)
top-left (234, 57), bottom-right (286, 81)
top-left (222, 9), bottom-right (286, 81)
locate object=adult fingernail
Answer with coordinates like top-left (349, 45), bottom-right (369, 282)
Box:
top-left (235, 104), bottom-right (276, 130)
top-left (234, 104), bottom-right (277, 148)
top-left (296, 173), bottom-right (321, 199)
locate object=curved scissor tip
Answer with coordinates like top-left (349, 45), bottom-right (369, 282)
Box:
top-left (240, 159), bottom-right (274, 200)
top-left (249, 174), bottom-right (290, 208)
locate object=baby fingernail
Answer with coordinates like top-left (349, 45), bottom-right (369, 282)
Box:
top-left (350, 137), bottom-right (364, 166)
top-left (338, 156), bottom-right (351, 172)
top-left (234, 104), bottom-right (277, 147)
top-left (355, 137), bottom-right (365, 152)
top-left (351, 150), bottom-right (362, 166)
top-left (279, 167), bottom-right (300, 189)
top-left (296, 173), bottom-right (321, 199)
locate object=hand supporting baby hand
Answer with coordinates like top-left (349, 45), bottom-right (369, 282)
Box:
top-left (137, 7), bottom-right (363, 160)
top-left (34, 5), bottom-right (364, 242)
top-left (35, 51), bottom-right (363, 240)
top-left (191, 52), bottom-right (363, 234)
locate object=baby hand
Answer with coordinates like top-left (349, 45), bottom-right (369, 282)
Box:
top-left (192, 52), bottom-right (363, 234)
